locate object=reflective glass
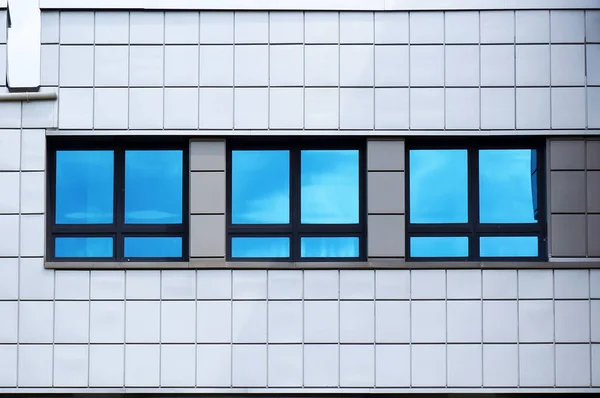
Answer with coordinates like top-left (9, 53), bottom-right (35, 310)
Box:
top-left (125, 150), bottom-right (183, 224)
top-left (480, 236), bottom-right (538, 257)
top-left (55, 237), bottom-right (113, 258)
top-left (301, 150), bottom-right (359, 224)
top-left (55, 151), bottom-right (114, 224)
top-left (231, 237), bottom-right (290, 258)
top-left (410, 236), bottom-right (469, 258)
top-left (300, 237), bottom-right (359, 258)
top-left (409, 150), bottom-right (468, 224)
top-left (479, 149), bottom-right (537, 223)
top-left (124, 237), bottom-right (182, 258)
top-left (232, 151), bottom-right (290, 224)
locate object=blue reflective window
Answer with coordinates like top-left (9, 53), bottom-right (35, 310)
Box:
top-left (300, 237), bottom-right (359, 258)
top-left (55, 237), bottom-right (113, 258)
top-left (480, 236), bottom-right (538, 257)
top-left (124, 237), bottom-right (182, 258)
top-left (125, 150), bottom-right (183, 224)
top-left (55, 151), bottom-right (114, 224)
top-left (301, 150), bottom-right (359, 224)
top-left (232, 151), bottom-right (290, 224)
top-left (231, 237), bottom-right (290, 258)
top-left (409, 150), bottom-right (468, 224)
top-left (410, 237), bottom-right (469, 258)
top-left (479, 150), bottom-right (538, 224)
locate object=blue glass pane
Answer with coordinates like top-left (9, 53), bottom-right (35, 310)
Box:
top-left (56, 151), bottom-right (114, 224)
top-left (479, 149), bottom-right (538, 224)
top-left (300, 237), bottom-right (359, 258)
top-left (410, 237), bottom-right (469, 258)
top-left (55, 237), bottom-right (113, 258)
top-left (480, 236), bottom-right (538, 257)
top-left (301, 150), bottom-right (359, 224)
top-left (231, 237), bottom-right (290, 258)
top-left (124, 237), bottom-right (182, 258)
top-left (125, 150), bottom-right (183, 224)
top-left (409, 150), bottom-right (468, 224)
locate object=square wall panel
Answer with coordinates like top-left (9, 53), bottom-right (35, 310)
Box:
top-left (551, 45), bottom-right (585, 86)
top-left (518, 270), bottom-right (553, 300)
top-left (55, 301), bottom-right (89, 343)
top-left (232, 301), bottom-right (267, 343)
top-left (554, 270), bottom-right (589, 299)
top-left (304, 345), bottom-right (339, 387)
top-left (234, 45), bottom-right (268, 86)
top-left (0, 130), bottom-right (20, 171)
top-left (59, 46), bottom-right (94, 87)
top-left (340, 88), bottom-right (374, 129)
top-left (161, 345), bottom-right (196, 387)
top-left (516, 88), bottom-right (550, 129)
top-left (480, 45), bottom-right (515, 86)
top-left (268, 345), bottom-right (302, 387)
top-left (305, 45), bottom-right (339, 86)
top-left (199, 46), bottom-right (234, 86)
top-left (95, 12), bottom-right (129, 44)
top-left (91, 271), bottom-right (125, 300)
top-left (268, 301), bottom-right (302, 343)
top-left (519, 301), bottom-right (554, 343)
top-left (200, 12), bottom-right (233, 44)
top-left (126, 301), bottom-right (160, 343)
top-left (551, 11), bottom-right (585, 43)
top-left (304, 270), bottom-right (339, 299)
top-left (516, 45), bottom-right (550, 86)
top-left (268, 270), bottom-right (302, 300)
top-left (0, 346), bottom-right (17, 387)
top-left (40, 45), bottom-right (59, 86)
top-left (340, 12), bottom-right (374, 43)
top-left (165, 12), bottom-right (199, 44)
top-left (409, 46), bottom-right (444, 87)
top-left (446, 88), bottom-right (479, 130)
top-left (516, 10), bottom-right (550, 43)
top-left (165, 46), bottom-right (199, 86)
top-left (125, 345), bottom-right (160, 387)
top-left (483, 301), bottom-right (518, 342)
top-left (555, 300), bottom-right (590, 342)
top-left (483, 344), bottom-right (518, 387)
top-left (162, 271), bottom-right (196, 300)
top-left (305, 88), bottom-right (339, 129)
top-left (60, 12), bottom-right (94, 44)
top-left (130, 12), bottom-right (164, 44)
top-left (588, 88), bottom-right (600, 128)
top-left (161, 301), bottom-right (196, 343)
top-left (304, 301), bottom-right (338, 343)
top-left (90, 301), bottom-right (125, 343)
top-left (589, 172), bottom-right (600, 213)
top-left (376, 345), bottom-right (410, 387)
top-left (197, 301), bottom-right (231, 343)
top-left (41, 12), bottom-right (59, 44)
top-left (129, 46), bottom-right (164, 86)
top-left (519, 344), bottom-right (555, 386)
top-left (409, 12), bottom-right (444, 44)
top-left (54, 345), bottom-right (88, 387)
top-left (410, 88), bottom-right (444, 129)
top-left (551, 88), bottom-right (586, 129)
top-left (445, 45), bottom-right (479, 87)
top-left (340, 345), bottom-right (375, 387)
top-left (0, 173), bottom-right (19, 214)
top-left (270, 88), bottom-right (303, 129)
top-left (232, 270), bottom-right (267, 300)
top-left (234, 88), bottom-right (268, 129)
top-left (375, 46), bottom-right (408, 87)
top-left (447, 301), bottom-right (482, 343)
top-left (197, 345), bottom-right (231, 386)
top-left (375, 88), bottom-right (409, 129)
top-left (129, 88), bottom-right (164, 129)
top-left (270, 45), bottom-right (303, 86)
top-left (19, 258), bottom-right (54, 300)
top-left (375, 12), bottom-right (409, 44)
top-left (94, 88), bottom-right (128, 129)
top-left (411, 345), bottom-right (446, 387)
top-left (483, 270), bottom-right (517, 299)
top-left (164, 88), bottom-right (199, 129)
top-left (340, 46), bottom-right (374, 87)
top-left (445, 11), bottom-right (479, 43)
top-left (19, 301), bottom-right (54, 343)
top-left (447, 345), bottom-right (482, 387)
top-left (232, 345), bottom-right (267, 387)
top-left (481, 88), bottom-right (515, 129)
top-left (0, 302), bottom-right (17, 343)
top-left (0, 259), bottom-right (18, 299)
top-left (18, 345), bottom-right (53, 387)
top-left (480, 11), bottom-right (515, 43)
top-left (95, 46), bottom-right (129, 87)
top-left (551, 214), bottom-right (587, 257)
top-left (305, 12), bottom-right (339, 43)
top-left (550, 171), bottom-right (586, 213)
top-left (270, 12), bottom-right (303, 44)
top-left (234, 12), bottom-right (268, 43)
top-left (375, 301), bottom-right (410, 343)
top-left (447, 270), bottom-right (481, 299)
top-left (340, 301), bottom-right (375, 343)
top-left (55, 271), bottom-right (89, 300)
top-left (368, 214), bottom-right (405, 257)
top-left (126, 270), bottom-right (160, 299)
top-left (367, 171), bottom-right (405, 214)
top-left (588, 45), bottom-right (600, 86)
top-left (411, 301), bottom-right (446, 343)
top-left (556, 344), bottom-right (591, 387)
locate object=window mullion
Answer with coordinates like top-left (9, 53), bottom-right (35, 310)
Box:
top-left (290, 148), bottom-right (301, 261)
top-left (114, 146), bottom-right (125, 260)
top-left (468, 146), bottom-right (480, 259)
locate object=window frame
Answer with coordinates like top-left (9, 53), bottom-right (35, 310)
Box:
top-left (46, 138), bottom-right (189, 262)
top-left (405, 137), bottom-right (547, 262)
top-left (226, 138), bottom-right (367, 262)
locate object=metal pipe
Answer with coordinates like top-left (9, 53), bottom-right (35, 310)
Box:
top-left (0, 91), bottom-right (57, 101)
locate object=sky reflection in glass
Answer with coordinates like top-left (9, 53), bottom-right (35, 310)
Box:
top-left (55, 237), bottom-right (113, 258)
top-left (479, 150), bottom-right (537, 223)
top-left (410, 236), bottom-right (469, 257)
top-left (480, 236), bottom-right (538, 257)
top-left (56, 151), bottom-right (114, 224)
top-left (124, 237), bottom-right (182, 257)
top-left (231, 237), bottom-right (290, 258)
top-left (300, 237), bottom-right (359, 258)
top-left (232, 151), bottom-right (290, 224)
top-left (125, 150), bottom-right (183, 224)
top-left (409, 150), bottom-right (468, 224)
top-left (301, 150), bottom-right (359, 224)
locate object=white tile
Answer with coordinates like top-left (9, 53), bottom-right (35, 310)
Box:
top-left (516, 88), bottom-right (551, 129)
top-left (0, 345), bottom-right (17, 386)
top-left (410, 12), bottom-right (443, 44)
top-left (21, 133), bottom-right (45, 171)
top-left (376, 301), bottom-right (410, 343)
top-left (0, 130), bottom-right (20, 171)
top-left (94, 88), bottom-right (128, 129)
top-left (270, 45), bottom-right (303, 87)
top-left (59, 46), bottom-right (93, 87)
top-left (58, 88), bottom-right (93, 128)
top-left (447, 344), bottom-right (482, 387)
top-left (234, 88), bottom-right (268, 128)
top-left (593, 344), bottom-right (600, 386)
top-left (161, 301), bottom-right (196, 343)
top-left (268, 345), bottom-right (302, 387)
top-left (55, 270), bottom-right (89, 300)
top-left (304, 270), bottom-right (338, 299)
top-left (232, 345), bottom-right (267, 387)
top-left (54, 345), bottom-right (88, 387)
top-left (165, 46), bottom-right (199, 86)
top-left (199, 88), bottom-right (234, 128)
top-left (375, 345), bottom-right (410, 387)
top-left (556, 344), bottom-right (591, 386)
top-left (593, 301), bottom-right (600, 342)
top-left (481, 88), bottom-right (515, 129)
top-left (130, 12), bottom-right (164, 44)
top-left (480, 45), bottom-right (515, 86)
top-left (411, 269), bottom-right (445, 299)
top-left (270, 12), bottom-right (303, 43)
top-left (22, 97), bottom-right (58, 129)
top-left (551, 11), bottom-right (585, 43)
top-left (19, 258), bottom-right (54, 300)
top-left (54, 301), bottom-right (89, 343)
top-left (126, 270), bottom-right (160, 299)
top-left (233, 270), bottom-right (267, 299)
top-left (340, 345), bottom-right (374, 387)
top-left (165, 12), bottom-right (199, 44)
top-left (516, 45), bottom-right (550, 86)
top-left (516, 11), bottom-right (550, 43)
top-left (0, 258), bottom-right (18, 299)
top-left (588, 87), bottom-right (600, 128)
top-left (164, 88), bottom-right (199, 129)
top-left (447, 270), bottom-right (481, 299)
top-left (483, 344), bottom-right (518, 387)
top-left (554, 270), bottom-right (589, 299)
top-left (305, 45), bottom-right (339, 86)
top-left (197, 301), bottom-right (231, 343)
top-left (587, 11), bottom-right (600, 42)
top-left (19, 214), bottom-right (44, 256)
top-left (374, 45), bottom-right (408, 87)
top-left (19, 301), bottom-right (53, 343)
top-left (411, 344), bottom-right (446, 387)
top-left (18, 345), bottom-right (53, 387)
top-left (588, 45), bottom-right (600, 85)
top-left (126, 301), bottom-right (160, 343)
top-left (519, 344), bottom-right (555, 386)
top-left (445, 45), bottom-right (479, 87)
top-left (234, 12), bottom-right (268, 43)
top-left (339, 270), bottom-right (374, 299)
top-left (0, 45), bottom-right (4, 85)
top-left (340, 301), bottom-right (374, 343)
top-left (445, 11), bottom-right (479, 43)
top-left (480, 11), bottom-right (515, 43)
top-left (199, 45), bottom-right (233, 86)
top-left (551, 45), bottom-right (585, 86)
top-left (197, 270), bottom-right (231, 299)
top-left (125, 345), bottom-right (160, 387)
top-left (95, 11), bottom-right (129, 44)
top-left (41, 12), bottom-right (59, 44)
top-left (375, 270), bottom-right (409, 299)
top-left (411, 301), bottom-right (446, 343)
top-left (0, 215), bottom-right (18, 256)
top-left (129, 88), bottom-right (163, 129)
top-left (60, 12), bottom-right (94, 44)
top-left (552, 87), bottom-right (586, 128)
top-left (20, 172), bottom-right (44, 215)
top-left (90, 271), bottom-right (125, 300)
top-left (519, 300), bottom-right (554, 343)
top-left (0, 302), bottom-right (17, 343)
top-left (40, 45), bottom-right (59, 86)
top-left (340, 88), bottom-right (374, 129)
top-left (304, 344), bottom-right (339, 387)
top-left (232, 301), bottom-right (267, 343)
top-left (305, 12), bottom-right (338, 43)
top-left (518, 269), bottom-right (553, 298)
top-left (483, 301), bottom-right (518, 342)
top-left (0, 102), bottom-right (21, 128)
top-left (0, 173), bottom-right (19, 213)
top-left (340, 46), bottom-right (374, 86)
top-left (339, 12), bottom-right (373, 43)
top-left (447, 301), bottom-right (482, 343)
top-left (374, 87), bottom-right (409, 130)
top-left (197, 345), bottom-right (231, 386)
top-left (409, 45), bottom-right (444, 86)
top-left (161, 345), bottom-right (196, 387)
top-left (375, 12), bottom-right (408, 44)
top-left (555, 300), bottom-right (590, 342)
top-left (410, 88), bottom-right (444, 129)
top-left (200, 12), bottom-right (233, 43)
top-left (305, 88), bottom-right (339, 129)
top-left (304, 301), bottom-right (338, 343)
top-left (446, 88), bottom-right (479, 130)
top-left (591, 270), bottom-right (600, 298)
top-left (268, 301), bottom-right (302, 343)
top-left (90, 301), bottom-right (125, 343)
top-left (268, 270), bottom-right (302, 299)
top-left (129, 46), bottom-right (164, 86)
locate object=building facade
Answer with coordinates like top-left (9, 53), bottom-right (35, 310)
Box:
top-left (0, 0), bottom-right (599, 394)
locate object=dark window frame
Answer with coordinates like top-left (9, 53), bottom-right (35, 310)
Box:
top-left (46, 137), bottom-right (189, 262)
top-left (226, 138), bottom-right (367, 262)
top-left (405, 137), bottom-right (547, 262)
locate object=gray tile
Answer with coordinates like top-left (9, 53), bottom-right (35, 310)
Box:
top-left (368, 215), bottom-right (405, 258)
top-left (367, 172), bottom-right (404, 214)
top-left (367, 140), bottom-right (404, 171)
top-left (588, 215), bottom-right (600, 257)
top-left (190, 215), bottom-right (225, 258)
top-left (551, 214), bottom-right (587, 257)
top-left (588, 171), bottom-right (600, 213)
top-left (550, 140), bottom-right (586, 170)
top-left (588, 141), bottom-right (600, 170)
top-left (190, 140), bottom-right (225, 171)
top-left (190, 172), bottom-right (226, 214)
top-left (550, 171), bottom-right (586, 213)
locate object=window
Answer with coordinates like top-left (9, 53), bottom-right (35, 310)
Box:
top-left (47, 139), bottom-right (188, 262)
top-left (406, 138), bottom-right (546, 261)
top-left (227, 140), bottom-right (366, 261)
